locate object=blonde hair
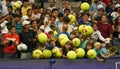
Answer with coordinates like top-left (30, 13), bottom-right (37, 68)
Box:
top-left (94, 42), bottom-right (101, 47)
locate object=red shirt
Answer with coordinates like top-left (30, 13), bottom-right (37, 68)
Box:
top-left (98, 21), bottom-right (113, 38)
top-left (3, 33), bottom-right (19, 54)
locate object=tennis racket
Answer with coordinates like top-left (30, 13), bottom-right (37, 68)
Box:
top-left (101, 46), bottom-right (119, 62)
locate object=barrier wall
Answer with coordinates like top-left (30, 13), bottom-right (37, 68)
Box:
top-left (0, 57), bottom-right (120, 69)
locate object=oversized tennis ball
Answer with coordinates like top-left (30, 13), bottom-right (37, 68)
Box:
top-left (32, 49), bottom-right (42, 59)
top-left (38, 33), bottom-right (48, 44)
top-left (87, 49), bottom-right (97, 59)
top-left (67, 51), bottom-right (77, 60)
top-left (84, 26), bottom-right (93, 36)
top-left (80, 2), bottom-right (90, 11)
top-left (58, 34), bottom-right (68, 40)
top-left (43, 49), bottom-right (52, 59)
top-left (68, 14), bottom-right (76, 24)
top-left (13, 2), bottom-right (21, 10)
top-left (78, 25), bottom-right (86, 33)
top-left (52, 47), bottom-right (59, 54)
top-left (72, 38), bottom-right (81, 47)
top-left (17, 43), bottom-right (27, 51)
top-left (55, 51), bottom-right (62, 58)
top-left (60, 37), bottom-right (70, 46)
top-left (76, 48), bottom-right (85, 58)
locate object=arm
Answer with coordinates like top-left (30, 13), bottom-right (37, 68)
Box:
top-left (97, 30), bottom-right (105, 42)
top-left (90, 12), bottom-right (97, 24)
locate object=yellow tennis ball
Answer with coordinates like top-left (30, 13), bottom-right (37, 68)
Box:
top-left (52, 47), bottom-right (59, 54)
top-left (43, 49), bottom-right (52, 59)
top-left (32, 49), bottom-right (42, 59)
top-left (60, 37), bottom-right (70, 46)
top-left (72, 38), bottom-right (81, 47)
top-left (80, 2), bottom-right (90, 11)
top-left (67, 51), bottom-right (77, 60)
top-left (84, 26), bottom-right (93, 36)
top-left (58, 34), bottom-right (68, 40)
top-left (55, 51), bottom-right (62, 58)
top-left (76, 48), bottom-right (85, 58)
top-left (87, 49), bottom-right (97, 59)
top-left (38, 33), bottom-right (48, 44)
top-left (78, 25), bottom-right (86, 33)
top-left (13, 2), bottom-right (21, 10)
top-left (68, 14), bottom-right (76, 24)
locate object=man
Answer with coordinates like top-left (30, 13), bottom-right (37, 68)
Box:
top-left (3, 26), bottom-right (19, 59)
top-left (91, 13), bottom-right (113, 40)
top-left (19, 20), bottom-right (36, 59)
top-left (47, 0), bottom-right (56, 11)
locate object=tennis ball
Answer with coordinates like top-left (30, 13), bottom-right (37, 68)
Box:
top-left (80, 2), bottom-right (90, 11)
top-left (72, 38), bottom-right (81, 47)
top-left (13, 2), bottom-right (21, 10)
top-left (68, 14), bottom-right (76, 24)
top-left (67, 51), bottom-right (77, 60)
top-left (76, 48), bottom-right (85, 58)
top-left (32, 49), bottom-right (42, 59)
top-left (52, 47), bottom-right (59, 54)
top-left (38, 33), bottom-right (48, 44)
top-left (53, 31), bottom-right (58, 36)
top-left (78, 25), bottom-right (86, 33)
top-left (87, 49), bottom-right (97, 59)
top-left (58, 34), bottom-right (68, 40)
top-left (43, 49), bottom-right (52, 59)
top-left (55, 51), bottom-right (62, 58)
top-left (60, 37), bottom-right (70, 46)
top-left (84, 26), bottom-right (93, 36)
top-left (17, 43), bottom-right (27, 51)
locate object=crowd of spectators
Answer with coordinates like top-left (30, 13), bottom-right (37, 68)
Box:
top-left (0, 0), bottom-right (120, 60)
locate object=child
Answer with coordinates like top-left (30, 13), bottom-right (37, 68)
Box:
top-left (93, 42), bottom-right (108, 62)
top-left (60, 41), bottom-right (73, 58)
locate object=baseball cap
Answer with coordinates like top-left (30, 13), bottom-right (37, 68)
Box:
top-left (22, 20), bottom-right (30, 26)
top-left (115, 4), bottom-right (120, 8)
top-left (21, 16), bottom-right (29, 21)
top-left (98, 4), bottom-right (104, 9)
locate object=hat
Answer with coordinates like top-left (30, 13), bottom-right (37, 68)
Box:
top-left (22, 20), bottom-right (30, 26)
top-left (115, 4), bottom-right (120, 8)
top-left (94, 42), bottom-right (101, 47)
top-left (98, 4), bottom-right (104, 9)
top-left (21, 16), bottom-right (29, 21)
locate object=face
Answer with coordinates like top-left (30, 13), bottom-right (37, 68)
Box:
top-left (86, 45), bottom-right (92, 50)
top-left (50, 17), bottom-right (56, 24)
top-left (52, 11), bottom-right (58, 17)
top-left (23, 1), bottom-right (29, 7)
top-left (64, 10), bottom-right (70, 16)
top-left (70, 34), bottom-right (75, 40)
top-left (95, 45), bottom-right (101, 50)
top-left (117, 17), bottom-right (120, 24)
top-left (10, 27), bottom-right (16, 33)
top-left (101, 15), bottom-right (107, 23)
top-left (25, 24), bottom-right (30, 29)
top-left (83, 14), bottom-right (89, 21)
top-left (32, 21), bottom-right (37, 27)
top-left (27, 9), bottom-right (33, 16)
top-left (50, 1), bottom-right (55, 7)
top-left (65, 44), bottom-right (71, 50)
top-left (93, 24), bottom-right (98, 31)
top-left (98, 9), bottom-right (104, 15)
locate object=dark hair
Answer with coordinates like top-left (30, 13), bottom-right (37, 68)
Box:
top-left (82, 12), bottom-right (90, 17)
top-left (50, 15), bottom-right (56, 19)
top-left (23, 0), bottom-right (29, 3)
top-left (92, 23), bottom-right (98, 27)
top-left (57, 12), bottom-right (64, 17)
top-left (70, 31), bottom-right (76, 35)
top-left (115, 16), bottom-right (120, 25)
top-left (13, 14), bottom-right (21, 18)
top-left (8, 6), bottom-right (13, 10)
top-left (52, 8), bottom-right (58, 13)
top-left (7, 26), bottom-right (15, 31)
top-left (64, 8), bottom-right (70, 13)
top-left (63, 16), bottom-right (70, 23)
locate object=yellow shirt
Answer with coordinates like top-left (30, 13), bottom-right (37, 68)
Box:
top-left (21, 6), bottom-right (31, 16)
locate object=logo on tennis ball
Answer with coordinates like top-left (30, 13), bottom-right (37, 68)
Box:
top-left (67, 51), bottom-right (77, 60)
top-left (38, 33), bottom-right (48, 44)
top-left (76, 48), bottom-right (85, 58)
top-left (72, 38), bottom-right (81, 47)
top-left (32, 49), bottom-right (43, 59)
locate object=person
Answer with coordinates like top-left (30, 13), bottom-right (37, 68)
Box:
top-left (93, 42), bottom-right (108, 62)
top-left (47, 0), bottom-right (56, 11)
top-left (3, 26), bottom-right (19, 59)
top-left (60, 41), bottom-right (73, 58)
top-left (19, 20), bottom-right (36, 59)
top-left (21, 0), bottom-right (31, 16)
top-left (91, 12), bottom-right (113, 40)
top-left (90, 23), bottom-right (105, 43)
